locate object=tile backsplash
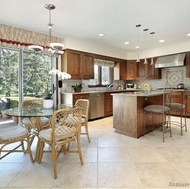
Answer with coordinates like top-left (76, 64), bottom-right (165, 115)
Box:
top-left (60, 66), bottom-right (190, 93)
top-left (135, 66), bottom-right (190, 89)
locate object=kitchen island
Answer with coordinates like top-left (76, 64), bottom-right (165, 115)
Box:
top-left (112, 91), bottom-right (164, 138)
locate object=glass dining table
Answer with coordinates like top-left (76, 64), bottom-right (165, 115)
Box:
top-left (3, 104), bottom-right (76, 161)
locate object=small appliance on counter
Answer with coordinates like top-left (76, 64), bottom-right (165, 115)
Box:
top-left (177, 83), bottom-right (184, 89)
top-left (126, 83), bottom-right (136, 89)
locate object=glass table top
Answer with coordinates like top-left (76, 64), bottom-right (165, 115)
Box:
top-left (3, 104), bottom-right (76, 117)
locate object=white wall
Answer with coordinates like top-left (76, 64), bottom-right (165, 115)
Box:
top-left (64, 37), bottom-right (128, 59)
top-left (64, 37), bottom-right (190, 60)
top-left (127, 40), bottom-right (190, 60)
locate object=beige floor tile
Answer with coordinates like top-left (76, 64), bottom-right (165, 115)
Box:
top-left (128, 147), bottom-right (168, 162)
top-left (135, 162), bottom-right (187, 188)
top-left (157, 147), bottom-right (190, 162)
top-left (1, 116), bottom-right (190, 188)
top-left (98, 147), bottom-right (132, 162)
top-left (98, 162), bottom-right (143, 188)
top-left (53, 162), bottom-right (97, 188)
top-left (98, 137), bottom-right (125, 147)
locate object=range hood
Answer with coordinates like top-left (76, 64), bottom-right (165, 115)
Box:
top-left (155, 53), bottom-right (186, 68)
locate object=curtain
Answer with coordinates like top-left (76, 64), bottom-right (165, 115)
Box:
top-left (94, 58), bottom-right (115, 67)
top-left (0, 24), bottom-right (64, 50)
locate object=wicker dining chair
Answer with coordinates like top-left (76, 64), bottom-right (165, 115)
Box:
top-left (37, 107), bottom-right (83, 179)
top-left (75, 99), bottom-right (90, 142)
top-left (0, 124), bottom-right (34, 162)
top-left (21, 99), bottom-right (50, 145)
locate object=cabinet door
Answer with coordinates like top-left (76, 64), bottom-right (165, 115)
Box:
top-left (119, 61), bottom-right (127, 80)
top-left (138, 59), bottom-right (146, 79)
top-left (146, 58), bottom-right (161, 79)
top-left (127, 60), bottom-right (138, 80)
top-left (82, 53), bottom-right (94, 79)
top-left (186, 93), bottom-right (190, 116)
top-left (73, 94), bottom-right (90, 104)
top-left (104, 92), bottom-right (113, 116)
top-left (67, 50), bottom-right (82, 79)
top-left (185, 52), bottom-right (190, 78)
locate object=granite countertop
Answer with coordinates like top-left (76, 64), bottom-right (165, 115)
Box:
top-left (61, 89), bottom-right (142, 95)
top-left (111, 90), bottom-right (164, 97)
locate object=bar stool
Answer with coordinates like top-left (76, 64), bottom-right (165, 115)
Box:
top-left (164, 88), bottom-right (188, 135)
top-left (143, 89), bottom-right (171, 142)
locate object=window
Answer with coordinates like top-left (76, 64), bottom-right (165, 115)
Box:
top-left (0, 47), bottom-right (52, 99)
top-left (89, 59), bottom-right (115, 86)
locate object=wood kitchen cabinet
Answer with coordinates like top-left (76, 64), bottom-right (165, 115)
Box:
top-left (119, 60), bottom-right (128, 80)
top-left (127, 60), bottom-right (138, 80)
top-left (185, 52), bottom-right (190, 78)
top-left (61, 49), bottom-right (94, 79)
top-left (73, 94), bottom-right (90, 104)
top-left (104, 92), bottom-right (113, 116)
top-left (138, 58), bottom-right (161, 79)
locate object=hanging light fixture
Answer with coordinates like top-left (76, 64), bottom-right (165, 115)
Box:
top-left (150, 32), bottom-right (155, 65)
top-left (28, 4), bottom-right (64, 57)
top-left (135, 24), bottom-right (141, 62)
top-left (143, 28), bottom-right (148, 64)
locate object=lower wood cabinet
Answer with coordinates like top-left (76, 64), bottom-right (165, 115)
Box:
top-left (73, 94), bottom-right (90, 104)
top-left (104, 92), bottom-right (113, 116)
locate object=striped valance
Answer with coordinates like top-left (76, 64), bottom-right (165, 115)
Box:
top-left (94, 59), bottom-right (115, 67)
top-left (0, 24), bottom-right (64, 50)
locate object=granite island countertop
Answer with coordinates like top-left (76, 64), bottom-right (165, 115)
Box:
top-left (60, 89), bottom-right (143, 95)
top-left (111, 90), bottom-right (164, 97)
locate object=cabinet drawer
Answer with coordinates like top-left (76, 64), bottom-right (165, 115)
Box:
top-left (73, 94), bottom-right (90, 104)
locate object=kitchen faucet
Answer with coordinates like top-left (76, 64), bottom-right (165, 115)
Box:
top-left (107, 83), bottom-right (113, 90)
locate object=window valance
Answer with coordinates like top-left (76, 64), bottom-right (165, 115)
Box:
top-left (94, 59), bottom-right (115, 67)
top-left (0, 24), bottom-right (64, 50)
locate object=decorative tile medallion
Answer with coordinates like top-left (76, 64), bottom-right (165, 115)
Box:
top-left (165, 67), bottom-right (184, 87)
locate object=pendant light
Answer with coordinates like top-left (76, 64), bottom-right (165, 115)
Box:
top-left (150, 32), bottom-right (155, 65)
top-left (143, 28), bottom-right (148, 64)
top-left (28, 4), bottom-right (64, 58)
top-left (136, 24), bottom-right (141, 62)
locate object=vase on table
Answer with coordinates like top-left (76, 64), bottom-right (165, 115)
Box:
top-left (43, 99), bottom-right (53, 109)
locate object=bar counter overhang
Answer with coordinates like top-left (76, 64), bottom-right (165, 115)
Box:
top-left (112, 91), bottom-right (164, 138)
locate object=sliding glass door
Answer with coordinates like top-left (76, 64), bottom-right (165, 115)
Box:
top-left (0, 47), bottom-right (53, 122)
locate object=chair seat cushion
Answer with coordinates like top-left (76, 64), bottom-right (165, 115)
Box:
top-left (22, 117), bottom-right (49, 125)
top-left (144, 105), bottom-right (170, 113)
top-left (0, 126), bottom-right (28, 142)
top-left (81, 117), bottom-right (86, 124)
top-left (39, 126), bottom-right (75, 142)
top-left (165, 103), bottom-right (185, 110)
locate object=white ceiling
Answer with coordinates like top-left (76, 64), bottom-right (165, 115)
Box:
top-left (1, 0), bottom-right (190, 52)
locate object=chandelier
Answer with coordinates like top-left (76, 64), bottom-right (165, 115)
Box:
top-left (28, 4), bottom-right (64, 57)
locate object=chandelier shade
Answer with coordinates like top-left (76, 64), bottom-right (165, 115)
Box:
top-left (28, 3), bottom-right (64, 57)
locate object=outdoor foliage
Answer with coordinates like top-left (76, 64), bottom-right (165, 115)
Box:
top-left (0, 47), bottom-right (52, 98)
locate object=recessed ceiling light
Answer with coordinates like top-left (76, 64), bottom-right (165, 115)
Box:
top-left (98, 33), bottom-right (105, 37)
top-left (124, 42), bottom-right (129, 45)
top-left (187, 33), bottom-right (190, 37)
top-left (136, 45), bottom-right (140, 48)
top-left (159, 39), bottom-right (165, 43)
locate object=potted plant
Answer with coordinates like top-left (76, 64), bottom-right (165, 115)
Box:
top-left (72, 83), bottom-right (82, 92)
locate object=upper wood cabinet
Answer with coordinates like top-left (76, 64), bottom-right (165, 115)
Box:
top-left (61, 49), bottom-right (94, 79)
top-left (119, 60), bottom-right (127, 80)
top-left (185, 52), bottom-right (190, 78)
top-left (127, 60), bottom-right (138, 80)
top-left (137, 58), bottom-right (161, 79)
